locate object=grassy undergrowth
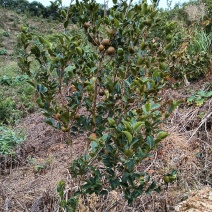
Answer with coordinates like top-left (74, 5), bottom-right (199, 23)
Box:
top-left (0, 8), bottom-right (62, 156)
top-left (0, 126), bottom-right (25, 155)
top-left (0, 61), bottom-right (36, 125)
top-left (0, 61), bottom-right (35, 156)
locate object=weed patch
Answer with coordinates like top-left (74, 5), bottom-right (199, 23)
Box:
top-left (0, 126), bottom-right (25, 155)
top-left (0, 48), bottom-right (7, 55)
top-left (0, 62), bottom-right (36, 125)
top-left (187, 90), bottom-right (212, 106)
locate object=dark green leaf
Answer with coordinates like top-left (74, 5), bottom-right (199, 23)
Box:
top-left (147, 136), bottom-right (154, 148)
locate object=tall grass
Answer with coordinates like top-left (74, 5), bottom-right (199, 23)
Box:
top-left (189, 29), bottom-right (212, 54)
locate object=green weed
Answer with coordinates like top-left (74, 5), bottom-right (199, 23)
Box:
top-left (27, 155), bottom-right (54, 173)
top-left (0, 48), bottom-right (7, 55)
top-left (0, 61), bottom-right (18, 77)
top-left (0, 84), bottom-right (35, 124)
top-left (0, 62), bottom-right (36, 124)
top-left (187, 90), bottom-right (212, 106)
top-left (0, 33), bottom-right (3, 44)
top-left (189, 29), bottom-right (212, 54)
top-left (0, 126), bottom-right (25, 155)
top-left (2, 31), bottom-right (9, 37)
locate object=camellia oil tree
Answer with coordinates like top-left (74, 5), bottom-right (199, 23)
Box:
top-left (19, 0), bottom-right (178, 209)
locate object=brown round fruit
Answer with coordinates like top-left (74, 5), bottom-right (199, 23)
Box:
top-left (70, 85), bottom-right (76, 92)
top-left (98, 89), bottom-right (104, 96)
top-left (102, 96), bottom-right (107, 101)
top-left (84, 22), bottom-right (91, 29)
top-left (101, 38), bottom-right (110, 46)
top-left (74, 114), bottom-right (80, 119)
top-left (98, 44), bottom-right (105, 51)
top-left (106, 47), bottom-right (115, 55)
top-left (107, 29), bottom-right (114, 36)
top-left (89, 133), bottom-right (97, 140)
top-left (104, 150), bottom-right (109, 155)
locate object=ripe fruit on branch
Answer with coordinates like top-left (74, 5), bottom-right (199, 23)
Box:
top-left (98, 44), bottom-right (105, 51)
top-left (70, 85), bottom-right (77, 92)
top-left (84, 22), bottom-right (91, 29)
top-left (104, 149), bottom-right (109, 155)
top-left (101, 38), bottom-right (110, 46)
top-left (89, 133), bottom-right (97, 140)
top-left (98, 89), bottom-right (104, 96)
top-left (106, 46), bottom-right (115, 55)
top-left (74, 114), bottom-right (80, 119)
top-left (107, 29), bottom-right (115, 36)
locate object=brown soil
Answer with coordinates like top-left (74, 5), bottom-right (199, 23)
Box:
top-left (0, 113), bottom-right (87, 211)
top-left (175, 186), bottom-right (212, 212)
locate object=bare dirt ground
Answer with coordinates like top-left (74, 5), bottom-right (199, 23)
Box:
top-left (175, 186), bottom-right (212, 212)
top-left (0, 113), bottom-right (87, 211)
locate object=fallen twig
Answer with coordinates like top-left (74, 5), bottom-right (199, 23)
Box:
top-left (186, 111), bottom-right (212, 143)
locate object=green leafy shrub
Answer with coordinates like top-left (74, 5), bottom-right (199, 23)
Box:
top-left (15, 34), bottom-right (25, 55)
top-left (0, 75), bottom-right (12, 85)
top-left (0, 126), bottom-right (25, 155)
top-left (170, 26), bottom-right (211, 81)
top-left (0, 48), bottom-right (7, 55)
top-left (2, 31), bottom-right (9, 37)
top-left (161, 1), bottom-right (212, 82)
top-left (187, 90), bottom-right (212, 106)
top-left (186, 30), bottom-right (211, 80)
top-left (0, 33), bottom-right (3, 45)
top-left (0, 96), bottom-right (17, 124)
top-left (0, 74), bottom-right (35, 124)
top-left (19, 0), bottom-right (179, 207)
top-left (189, 30), bottom-right (211, 54)
top-left (0, 74), bottom-right (30, 86)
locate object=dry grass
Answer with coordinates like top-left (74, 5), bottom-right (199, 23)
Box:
top-left (0, 113), bottom-right (87, 211)
top-left (0, 95), bottom-right (211, 211)
top-left (185, 3), bottom-right (206, 22)
top-left (0, 69), bottom-right (211, 211)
